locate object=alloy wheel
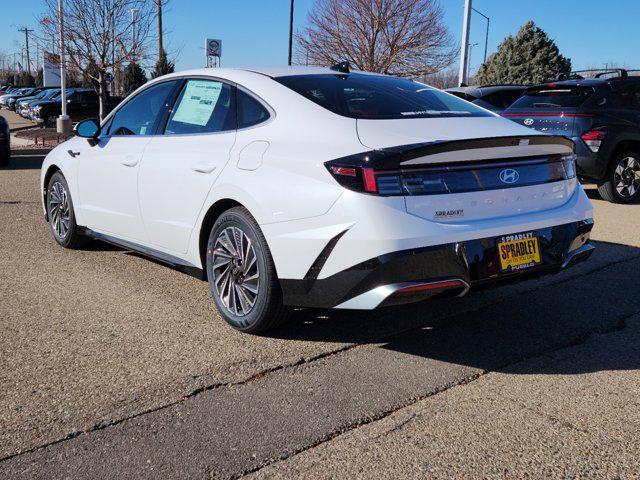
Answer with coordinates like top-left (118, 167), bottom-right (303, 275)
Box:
top-left (211, 226), bottom-right (260, 316)
top-left (48, 181), bottom-right (71, 239)
top-left (614, 156), bottom-right (640, 198)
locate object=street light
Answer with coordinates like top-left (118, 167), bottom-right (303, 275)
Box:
top-left (458, 0), bottom-right (472, 86)
top-left (288, 0), bottom-right (294, 66)
top-left (467, 43), bottom-right (478, 77)
top-left (57, 0), bottom-right (71, 135)
top-left (472, 7), bottom-right (490, 64)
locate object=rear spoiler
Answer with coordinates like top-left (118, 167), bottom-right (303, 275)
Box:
top-left (330, 136), bottom-right (575, 170)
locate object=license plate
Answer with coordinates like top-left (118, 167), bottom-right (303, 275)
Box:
top-left (497, 232), bottom-right (541, 272)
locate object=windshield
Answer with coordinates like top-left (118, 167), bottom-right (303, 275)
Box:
top-left (276, 73), bottom-right (493, 119)
top-left (509, 86), bottom-right (594, 109)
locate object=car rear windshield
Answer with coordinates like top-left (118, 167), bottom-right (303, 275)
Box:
top-left (275, 73), bottom-right (493, 119)
top-left (509, 86), bottom-right (594, 109)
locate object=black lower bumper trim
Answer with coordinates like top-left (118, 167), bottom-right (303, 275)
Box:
top-left (280, 219), bottom-right (594, 309)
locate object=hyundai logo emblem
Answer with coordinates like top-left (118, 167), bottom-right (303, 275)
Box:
top-left (523, 118), bottom-right (534, 126)
top-left (499, 168), bottom-right (519, 184)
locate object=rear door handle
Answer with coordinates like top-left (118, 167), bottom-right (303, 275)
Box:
top-left (191, 163), bottom-right (217, 174)
top-left (67, 150), bottom-right (80, 158)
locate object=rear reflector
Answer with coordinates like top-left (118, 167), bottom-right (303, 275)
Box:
top-left (395, 279), bottom-right (466, 295)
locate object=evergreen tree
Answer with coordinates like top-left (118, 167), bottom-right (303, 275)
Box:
top-left (122, 62), bottom-right (147, 96)
top-left (476, 21), bottom-right (571, 85)
top-left (35, 69), bottom-right (44, 86)
top-left (151, 49), bottom-right (175, 79)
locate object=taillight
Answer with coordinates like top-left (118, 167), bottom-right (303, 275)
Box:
top-left (326, 154), bottom-right (576, 196)
top-left (326, 163), bottom-right (403, 195)
top-left (581, 130), bottom-right (606, 153)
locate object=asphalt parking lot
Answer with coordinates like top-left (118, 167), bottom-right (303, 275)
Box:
top-left (1, 149), bottom-right (640, 479)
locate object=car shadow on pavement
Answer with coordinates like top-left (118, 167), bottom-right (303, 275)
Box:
top-left (265, 239), bottom-right (640, 375)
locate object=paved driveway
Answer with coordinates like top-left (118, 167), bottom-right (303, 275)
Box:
top-left (1, 151), bottom-right (639, 478)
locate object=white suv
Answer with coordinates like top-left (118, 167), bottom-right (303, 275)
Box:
top-left (40, 65), bottom-right (594, 333)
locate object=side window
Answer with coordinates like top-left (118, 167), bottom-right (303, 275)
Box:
top-left (237, 89), bottom-right (270, 129)
top-left (85, 91), bottom-right (98, 103)
top-left (632, 86), bottom-right (640, 110)
top-left (482, 91), bottom-right (523, 110)
top-left (109, 81), bottom-right (177, 136)
top-left (165, 79), bottom-right (236, 135)
top-left (607, 86), bottom-right (635, 109)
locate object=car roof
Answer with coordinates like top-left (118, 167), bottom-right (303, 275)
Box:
top-left (529, 76), bottom-right (640, 89)
top-left (447, 85), bottom-right (527, 96)
top-left (159, 66), bottom-right (383, 81)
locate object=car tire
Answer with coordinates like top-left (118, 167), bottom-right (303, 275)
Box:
top-left (206, 206), bottom-right (289, 333)
top-left (0, 152), bottom-right (8, 167)
top-left (46, 171), bottom-right (88, 249)
top-left (597, 150), bottom-right (640, 204)
top-left (45, 115), bottom-right (57, 128)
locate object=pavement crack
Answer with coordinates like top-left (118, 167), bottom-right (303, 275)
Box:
top-left (1, 255), bottom-right (638, 467)
top-left (237, 309), bottom-right (638, 479)
top-left (511, 399), bottom-right (590, 435)
top-left (370, 412), bottom-right (419, 440)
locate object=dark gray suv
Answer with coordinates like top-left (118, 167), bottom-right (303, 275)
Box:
top-left (503, 69), bottom-right (640, 203)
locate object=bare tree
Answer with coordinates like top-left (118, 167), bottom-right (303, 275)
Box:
top-left (296, 0), bottom-right (457, 76)
top-left (39, 0), bottom-right (156, 119)
top-left (420, 66), bottom-right (459, 89)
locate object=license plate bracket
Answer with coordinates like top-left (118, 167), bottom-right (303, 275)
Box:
top-left (497, 232), bottom-right (542, 272)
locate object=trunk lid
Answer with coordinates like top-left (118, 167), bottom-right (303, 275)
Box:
top-left (355, 118), bottom-right (577, 222)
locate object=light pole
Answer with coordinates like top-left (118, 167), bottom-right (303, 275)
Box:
top-left (467, 43), bottom-right (478, 77)
top-left (288, 0), bottom-right (294, 66)
top-left (57, 0), bottom-right (71, 134)
top-left (472, 7), bottom-right (490, 63)
top-left (458, 0), bottom-right (472, 86)
top-left (130, 8), bottom-right (138, 63)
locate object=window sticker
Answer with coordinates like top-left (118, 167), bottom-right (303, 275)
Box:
top-left (171, 80), bottom-right (222, 126)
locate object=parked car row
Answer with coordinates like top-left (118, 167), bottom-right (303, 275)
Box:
top-left (446, 69), bottom-right (640, 203)
top-left (0, 86), bottom-right (122, 128)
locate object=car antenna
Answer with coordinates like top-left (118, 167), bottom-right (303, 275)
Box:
top-left (330, 61), bottom-right (350, 74)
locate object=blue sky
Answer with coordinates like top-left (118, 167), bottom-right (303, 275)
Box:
top-left (1, 0), bottom-right (638, 74)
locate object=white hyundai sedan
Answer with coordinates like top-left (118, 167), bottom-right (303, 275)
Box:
top-left (40, 64), bottom-right (594, 333)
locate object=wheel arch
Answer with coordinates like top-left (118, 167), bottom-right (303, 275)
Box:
top-left (609, 139), bottom-right (640, 164)
top-left (42, 164), bottom-right (62, 221)
top-left (198, 198), bottom-right (244, 279)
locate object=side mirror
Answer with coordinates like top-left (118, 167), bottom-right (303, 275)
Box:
top-left (74, 118), bottom-right (100, 143)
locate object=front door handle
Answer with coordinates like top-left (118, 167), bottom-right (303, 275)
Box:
top-left (191, 163), bottom-right (217, 174)
top-left (121, 157), bottom-right (139, 167)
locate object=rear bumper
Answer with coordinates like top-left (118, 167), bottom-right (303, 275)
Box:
top-left (280, 219), bottom-right (594, 309)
